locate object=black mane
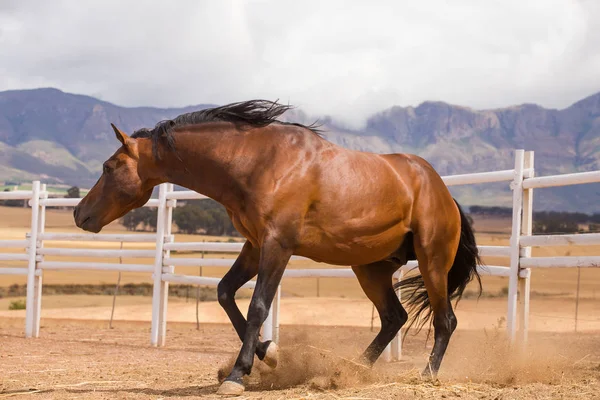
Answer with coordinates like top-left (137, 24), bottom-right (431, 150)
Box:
top-left (131, 99), bottom-right (323, 159)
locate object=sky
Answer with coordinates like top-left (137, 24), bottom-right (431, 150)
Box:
top-left (1, 0), bottom-right (599, 128)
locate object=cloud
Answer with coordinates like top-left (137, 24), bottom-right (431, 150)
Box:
top-left (1, 0), bottom-right (599, 128)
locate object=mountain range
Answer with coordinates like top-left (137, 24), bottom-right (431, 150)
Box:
top-left (0, 88), bottom-right (599, 212)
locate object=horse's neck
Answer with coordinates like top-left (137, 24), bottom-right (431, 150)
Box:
top-left (155, 130), bottom-right (248, 212)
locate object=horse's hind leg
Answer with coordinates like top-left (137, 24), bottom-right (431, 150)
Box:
top-left (217, 240), bottom-right (277, 368)
top-left (413, 234), bottom-right (459, 379)
top-left (352, 261), bottom-right (408, 366)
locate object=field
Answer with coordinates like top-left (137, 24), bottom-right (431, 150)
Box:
top-left (1, 205), bottom-right (600, 399)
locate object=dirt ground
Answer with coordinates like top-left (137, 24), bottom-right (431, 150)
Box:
top-left (1, 316), bottom-right (600, 400)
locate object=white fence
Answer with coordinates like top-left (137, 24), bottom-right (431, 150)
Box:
top-left (1, 149), bottom-right (599, 360)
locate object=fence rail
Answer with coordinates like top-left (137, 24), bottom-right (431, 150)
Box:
top-left (38, 248), bottom-right (155, 258)
top-left (0, 240), bottom-right (29, 248)
top-left (1, 149), bottom-right (599, 361)
top-left (522, 170), bottom-right (600, 189)
top-left (520, 233), bottom-right (600, 247)
top-left (37, 232), bottom-right (158, 242)
top-left (478, 246), bottom-right (511, 257)
top-left (520, 256), bottom-right (600, 268)
top-left (441, 169), bottom-right (515, 186)
top-left (38, 261), bottom-right (155, 272)
top-left (0, 267), bottom-right (31, 275)
top-left (0, 190), bottom-right (34, 200)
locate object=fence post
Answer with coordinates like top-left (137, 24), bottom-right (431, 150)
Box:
top-left (25, 181), bottom-right (40, 338)
top-left (262, 302), bottom-right (274, 342)
top-left (390, 270), bottom-right (403, 361)
top-left (109, 242), bottom-right (123, 329)
top-left (382, 341), bottom-right (392, 362)
top-left (575, 267), bottom-right (581, 332)
top-left (159, 183), bottom-right (175, 345)
top-left (151, 183), bottom-right (168, 346)
top-left (507, 150), bottom-right (525, 343)
top-left (32, 183), bottom-right (47, 337)
top-left (518, 151), bottom-right (534, 348)
top-left (273, 284), bottom-right (281, 343)
top-left (262, 284), bottom-right (281, 343)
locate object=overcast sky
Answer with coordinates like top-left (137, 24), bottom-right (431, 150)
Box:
top-left (1, 0), bottom-right (599, 128)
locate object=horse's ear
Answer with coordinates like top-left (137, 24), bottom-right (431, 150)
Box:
top-left (111, 123), bottom-right (130, 146)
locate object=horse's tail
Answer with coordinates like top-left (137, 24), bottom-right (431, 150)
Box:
top-left (394, 199), bottom-right (483, 333)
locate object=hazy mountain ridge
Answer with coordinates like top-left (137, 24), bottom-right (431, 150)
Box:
top-left (0, 88), bottom-right (599, 211)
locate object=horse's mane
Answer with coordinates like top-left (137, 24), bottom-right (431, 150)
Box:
top-left (131, 99), bottom-right (323, 159)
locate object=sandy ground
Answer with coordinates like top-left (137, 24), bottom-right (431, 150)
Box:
top-left (1, 316), bottom-right (600, 399)
top-left (1, 294), bottom-right (600, 399)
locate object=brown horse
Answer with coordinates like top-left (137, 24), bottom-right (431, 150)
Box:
top-left (74, 100), bottom-right (482, 396)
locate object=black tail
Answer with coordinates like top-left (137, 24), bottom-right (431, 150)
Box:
top-left (394, 199), bottom-right (483, 333)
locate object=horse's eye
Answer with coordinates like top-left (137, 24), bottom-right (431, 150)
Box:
top-left (103, 164), bottom-right (111, 174)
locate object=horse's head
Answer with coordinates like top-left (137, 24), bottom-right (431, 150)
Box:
top-left (74, 124), bottom-right (155, 233)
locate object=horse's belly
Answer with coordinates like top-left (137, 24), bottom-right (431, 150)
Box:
top-left (295, 224), bottom-right (408, 266)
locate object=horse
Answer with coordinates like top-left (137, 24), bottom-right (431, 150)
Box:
top-left (74, 100), bottom-right (482, 396)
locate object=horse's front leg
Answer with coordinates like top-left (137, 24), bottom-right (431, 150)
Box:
top-left (216, 240), bottom-right (278, 368)
top-left (217, 237), bottom-right (292, 396)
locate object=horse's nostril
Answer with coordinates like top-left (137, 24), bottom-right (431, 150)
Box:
top-left (73, 207), bottom-right (78, 220)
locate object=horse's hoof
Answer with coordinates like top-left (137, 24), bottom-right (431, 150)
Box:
top-left (262, 341), bottom-right (279, 369)
top-left (217, 380), bottom-right (245, 396)
top-left (420, 367), bottom-right (438, 383)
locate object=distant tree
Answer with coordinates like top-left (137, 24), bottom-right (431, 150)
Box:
top-left (142, 208), bottom-right (157, 231)
top-left (173, 204), bottom-right (205, 234)
top-left (120, 208), bottom-right (157, 231)
top-left (173, 199), bottom-right (239, 236)
top-left (147, 212), bottom-right (158, 231)
top-left (533, 217), bottom-right (579, 234)
top-left (469, 205), bottom-right (512, 217)
top-left (534, 211), bottom-right (587, 224)
top-left (469, 205), bottom-right (598, 234)
top-left (65, 186), bottom-right (80, 198)
top-left (121, 210), bottom-right (142, 231)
